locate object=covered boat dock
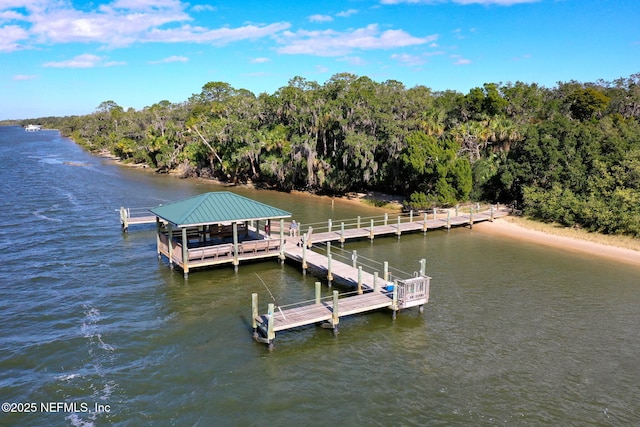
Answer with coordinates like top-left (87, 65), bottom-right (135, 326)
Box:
top-left (150, 192), bottom-right (291, 277)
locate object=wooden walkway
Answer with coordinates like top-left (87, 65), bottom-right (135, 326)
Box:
top-left (304, 206), bottom-right (510, 246)
top-left (253, 240), bottom-right (430, 348)
top-left (260, 291), bottom-right (394, 333)
top-left (252, 206), bottom-right (509, 348)
top-left (119, 207), bottom-right (156, 231)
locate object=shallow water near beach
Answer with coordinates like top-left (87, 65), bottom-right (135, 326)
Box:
top-left (1, 126), bottom-right (639, 426)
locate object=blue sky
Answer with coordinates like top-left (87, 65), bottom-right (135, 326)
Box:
top-left (1, 0), bottom-right (639, 120)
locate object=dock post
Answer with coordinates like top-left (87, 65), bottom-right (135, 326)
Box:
top-left (423, 212), bottom-right (428, 234)
top-left (392, 280), bottom-right (399, 320)
top-left (182, 228), bottom-right (189, 279)
top-left (331, 290), bottom-right (339, 335)
top-left (410, 210), bottom-right (413, 223)
top-left (267, 303), bottom-right (275, 349)
top-left (279, 219), bottom-right (285, 261)
top-left (447, 210), bottom-right (451, 230)
top-left (369, 219), bottom-right (375, 241)
top-left (383, 261), bottom-right (389, 282)
top-left (374, 272), bottom-right (379, 292)
top-left (396, 215), bottom-right (401, 237)
top-left (357, 266), bottom-right (363, 294)
top-left (156, 219), bottom-right (162, 260)
top-left (339, 222), bottom-right (345, 246)
top-left (433, 207), bottom-right (437, 220)
top-left (469, 208), bottom-right (474, 229)
top-left (327, 252), bottom-right (333, 286)
top-left (315, 282), bottom-right (321, 304)
top-left (252, 293), bottom-right (259, 339)
top-left (302, 233), bottom-right (308, 273)
top-left (307, 226), bottom-right (313, 248)
top-left (352, 250), bottom-right (357, 268)
top-left (420, 259), bottom-right (426, 276)
top-left (384, 213), bottom-right (388, 226)
top-left (120, 207), bottom-right (129, 232)
top-left (357, 216), bottom-right (361, 229)
top-left (167, 223), bottom-right (174, 269)
top-left (233, 222), bottom-right (239, 272)
top-left (328, 218), bottom-right (332, 233)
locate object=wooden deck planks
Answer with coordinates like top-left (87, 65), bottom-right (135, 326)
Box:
top-left (264, 292), bottom-right (393, 332)
top-left (260, 208), bottom-right (508, 338)
top-left (305, 208), bottom-right (508, 244)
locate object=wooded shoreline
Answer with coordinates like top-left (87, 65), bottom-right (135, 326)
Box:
top-left (103, 146), bottom-right (640, 266)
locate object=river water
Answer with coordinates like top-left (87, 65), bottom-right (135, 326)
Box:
top-left (1, 126), bottom-right (639, 426)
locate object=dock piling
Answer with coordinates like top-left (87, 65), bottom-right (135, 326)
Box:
top-left (331, 290), bottom-right (339, 335)
top-left (315, 282), bottom-right (321, 304)
top-left (251, 293), bottom-right (259, 339)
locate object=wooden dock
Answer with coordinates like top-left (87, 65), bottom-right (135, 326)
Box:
top-left (251, 205), bottom-right (510, 348)
top-left (302, 205), bottom-right (510, 247)
top-left (119, 207), bottom-right (156, 231)
top-left (252, 239), bottom-right (430, 348)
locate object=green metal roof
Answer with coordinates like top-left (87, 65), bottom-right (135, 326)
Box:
top-left (149, 192), bottom-right (291, 227)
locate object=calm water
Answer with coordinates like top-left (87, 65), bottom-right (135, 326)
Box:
top-left (1, 126), bottom-right (639, 426)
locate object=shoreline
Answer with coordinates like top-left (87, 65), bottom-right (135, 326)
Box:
top-left (101, 152), bottom-right (639, 266)
top-left (474, 217), bottom-right (640, 267)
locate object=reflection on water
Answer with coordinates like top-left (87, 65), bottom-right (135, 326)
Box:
top-left (1, 126), bottom-right (639, 426)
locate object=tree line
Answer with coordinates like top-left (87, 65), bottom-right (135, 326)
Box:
top-left (21, 72), bottom-right (640, 236)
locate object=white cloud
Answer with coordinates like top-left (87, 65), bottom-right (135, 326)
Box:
top-left (43, 53), bottom-right (105, 68)
top-left (149, 55), bottom-right (188, 64)
top-left (13, 74), bottom-right (38, 80)
top-left (1, 1), bottom-right (290, 50)
top-left (277, 24), bottom-right (436, 56)
top-left (339, 56), bottom-right (367, 66)
top-left (191, 4), bottom-right (216, 12)
top-left (391, 53), bottom-right (426, 66)
top-left (251, 57), bottom-right (270, 63)
top-left (450, 54), bottom-right (471, 65)
top-left (0, 24), bottom-right (29, 52)
top-left (380, 0), bottom-right (539, 4)
top-left (336, 9), bottom-right (358, 17)
top-left (309, 14), bottom-right (333, 23)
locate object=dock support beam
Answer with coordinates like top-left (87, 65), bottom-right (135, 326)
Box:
top-left (396, 215), bottom-right (401, 237)
top-left (315, 282), bottom-right (321, 304)
top-left (232, 222), bottom-right (239, 272)
top-left (357, 266), bottom-right (363, 295)
top-left (167, 223), bottom-right (173, 269)
top-left (383, 261), bottom-right (389, 282)
top-left (279, 219), bottom-right (285, 261)
top-left (251, 293), bottom-right (259, 339)
top-left (120, 207), bottom-right (129, 232)
top-left (392, 280), bottom-right (399, 320)
top-left (369, 219), bottom-right (374, 241)
top-left (331, 290), bottom-right (339, 335)
top-left (182, 228), bottom-right (189, 278)
top-left (267, 303), bottom-right (275, 350)
top-left (301, 233), bottom-right (308, 273)
top-left (327, 243), bottom-right (333, 286)
top-left (374, 272), bottom-right (379, 292)
top-left (422, 212), bottom-right (428, 234)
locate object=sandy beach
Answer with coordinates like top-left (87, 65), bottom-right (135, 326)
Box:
top-left (474, 217), bottom-right (640, 267)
